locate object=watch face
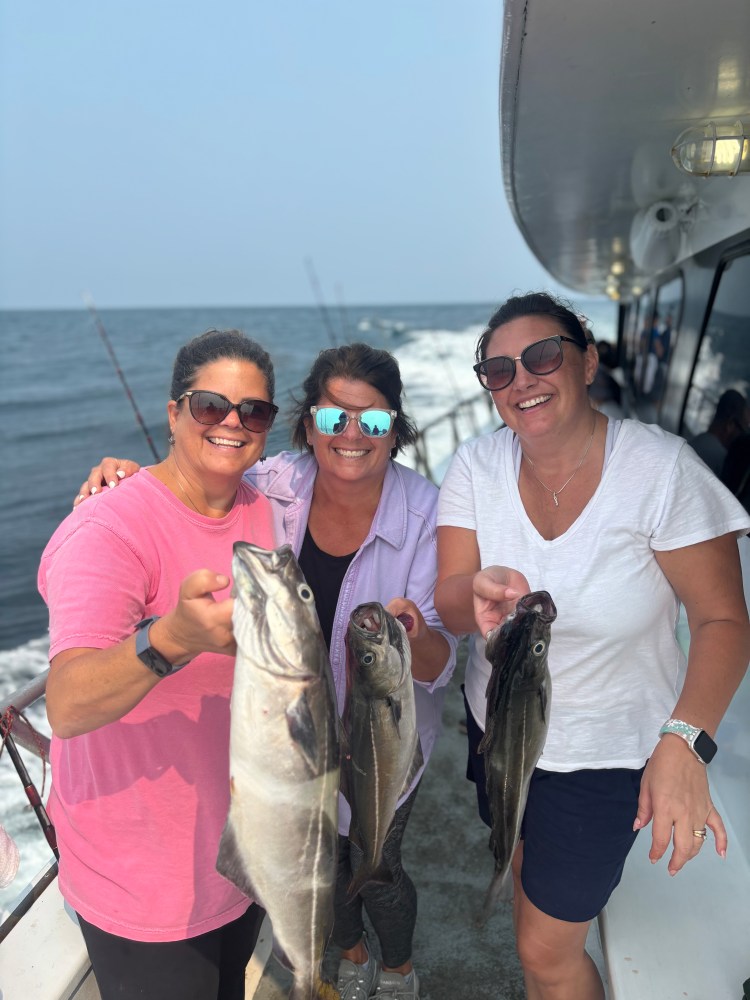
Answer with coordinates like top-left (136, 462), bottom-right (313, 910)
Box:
top-left (694, 730), bottom-right (717, 764)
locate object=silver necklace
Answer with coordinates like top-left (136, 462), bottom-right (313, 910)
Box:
top-left (524, 418), bottom-right (596, 508)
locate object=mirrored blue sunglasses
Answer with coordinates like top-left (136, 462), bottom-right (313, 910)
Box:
top-left (310, 405), bottom-right (396, 438)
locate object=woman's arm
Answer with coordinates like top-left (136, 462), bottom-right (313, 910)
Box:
top-left (635, 532), bottom-right (750, 873)
top-left (46, 569), bottom-right (236, 738)
top-left (435, 525), bottom-right (528, 636)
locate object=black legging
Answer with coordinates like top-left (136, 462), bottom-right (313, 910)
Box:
top-left (333, 784), bottom-right (419, 969)
top-left (77, 903), bottom-right (265, 1000)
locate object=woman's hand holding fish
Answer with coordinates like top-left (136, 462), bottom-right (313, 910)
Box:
top-left (472, 566), bottom-right (530, 638)
top-left (385, 597), bottom-right (450, 682)
top-left (634, 736), bottom-right (727, 875)
top-left (158, 569), bottom-right (237, 661)
top-left (73, 457), bottom-right (141, 506)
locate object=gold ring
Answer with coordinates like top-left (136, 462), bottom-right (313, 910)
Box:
top-left (692, 828), bottom-right (707, 840)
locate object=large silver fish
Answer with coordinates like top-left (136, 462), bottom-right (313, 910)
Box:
top-left (344, 602), bottom-right (423, 897)
top-left (478, 590), bottom-right (556, 919)
top-left (217, 542), bottom-right (341, 1000)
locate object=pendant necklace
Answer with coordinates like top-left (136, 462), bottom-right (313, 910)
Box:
top-left (524, 417), bottom-right (597, 508)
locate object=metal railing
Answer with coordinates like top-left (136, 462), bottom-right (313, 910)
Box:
top-left (405, 391), bottom-right (499, 483)
top-left (0, 668), bottom-right (56, 943)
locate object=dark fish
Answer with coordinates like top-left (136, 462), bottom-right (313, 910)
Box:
top-left (478, 590), bottom-right (556, 919)
top-left (344, 602), bottom-right (423, 897)
top-left (217, 542), bottom-right (341, 1000)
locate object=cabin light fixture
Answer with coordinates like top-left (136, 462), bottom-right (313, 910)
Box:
top-left (671, 120), bottom-right (750, 177)
top-left (610, 261), bottom-right (626, 276)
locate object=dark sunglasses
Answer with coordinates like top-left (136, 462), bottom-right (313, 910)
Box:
top-left (473, 335), bottom-right (586, 391)
top-left (177, 390), bottom-right (278, 432)
top-left (310, 405), bottom-right (396, 438)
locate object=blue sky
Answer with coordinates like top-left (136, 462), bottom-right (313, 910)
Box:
top-left (0, 1), bottom-right (563, 309)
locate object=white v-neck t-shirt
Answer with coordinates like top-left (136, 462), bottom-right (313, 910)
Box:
top-left (438, 418), bottom-right (750, 772)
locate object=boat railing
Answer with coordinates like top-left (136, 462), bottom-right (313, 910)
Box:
top-left (0, 668), bottom-right (55, 945)
top-left (1, 668), bottom-right (51, 760)
top-left (405, 391), bottom-right (499, 483)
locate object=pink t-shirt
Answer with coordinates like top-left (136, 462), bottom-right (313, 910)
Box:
top-left (38, 470), bottom-right (276, 941)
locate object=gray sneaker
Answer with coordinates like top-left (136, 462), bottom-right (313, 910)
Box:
top-left (337, 955), bottom-right (380, 1000)
top-left (374, 969), bottom-right (420, 999)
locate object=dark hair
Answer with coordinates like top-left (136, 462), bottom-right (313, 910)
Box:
top-left (714, 389), bottom-right (747, 425)
top-left (290, 343), bottom-right (417, 458)
top-left (475, 292), bottom-right (590, 364)
top-left (170, 329), bottom-right (275, 401)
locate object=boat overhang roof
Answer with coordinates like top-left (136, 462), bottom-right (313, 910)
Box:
top-left (500, 0), bottom-right (750, 301)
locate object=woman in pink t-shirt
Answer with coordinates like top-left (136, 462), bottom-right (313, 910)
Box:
top-left (39, 330), bottom-right (278, 1000)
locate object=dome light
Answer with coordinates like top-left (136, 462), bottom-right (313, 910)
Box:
top-left (671, 120), bottom-right (750, 177)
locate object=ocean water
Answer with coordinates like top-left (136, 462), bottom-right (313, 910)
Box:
top-left (0, 297), bottom-right (616, 918)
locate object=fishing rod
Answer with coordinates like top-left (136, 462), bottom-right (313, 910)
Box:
top-left (334, 282), bottom-right (353, 343)
top-left (83, 293), bottom-right (161, 462)
top-left (304, 257), bottom-right (340, 348)
top-left (0, 715), bottom-right (58, 860)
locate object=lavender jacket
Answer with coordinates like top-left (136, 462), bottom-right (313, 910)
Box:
top-left (246, 451), bottom-right (458, 833)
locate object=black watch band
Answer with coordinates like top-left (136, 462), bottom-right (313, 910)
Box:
top-left (134, 616), bottom-right (188, 678)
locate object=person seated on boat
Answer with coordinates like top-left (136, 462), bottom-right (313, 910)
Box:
top-left (73, 342), bottom-right (458, 1000)
top-left (434, 292), bottom-right (750, 1000)
top-left (688, 388), bottom-right (749, 476)
top-left (722, 430), bottom-right (750, 513)
top-left (40, 330), bottom-right (279, 1000)
top-left (587, 336), bottom-right (625, 419)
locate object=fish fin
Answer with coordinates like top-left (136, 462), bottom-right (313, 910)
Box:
top-left (348, 859), bottom-right (394, 898)
top-left (270, 937), bottom-right (294, 973)
top-left (399, 737), bottom-right (425, 798)
top-left (539, 682), bottom-right (549, 723)
top-left (386, 696), bottom-right (403, 732)
top-left (475, 865), bottom-right (514, 927)
top-left (216, 815), bottom-right (261, 901)
top-left (477, 724), bottom-right (492, 755)
top-left (286, 692), bottom-right (324, 775)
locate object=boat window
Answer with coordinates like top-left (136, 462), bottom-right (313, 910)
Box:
top-left (622, 299), bottom-right (641, 365)
top-left (683, 254), bottom-right (750, 437)
top-left (628, 291), bottom-right (653, 396)
top-left (647, 277), bottom-right (683, 411)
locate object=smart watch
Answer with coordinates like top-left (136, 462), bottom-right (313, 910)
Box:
top-left (658, 718), bottom-right (717, 765)
top-left (134, 616), bottom-right (189, 678)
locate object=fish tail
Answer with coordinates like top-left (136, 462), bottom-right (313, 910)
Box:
top-left (347, 861), bottom-right (394, 898)
top-left (289, 974), bottom-right (341, 1000)
top-left (475, 866), bottom-right (513, 927)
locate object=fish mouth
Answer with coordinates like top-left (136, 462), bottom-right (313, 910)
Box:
top-left (233, 541), bottom-right (295, 597)
top-left (516, 590), bottom-right (557, 624)
top-left (350, 602), bottom-right (387, 637)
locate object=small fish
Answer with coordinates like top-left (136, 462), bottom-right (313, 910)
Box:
top-left (344, 602), bottom-right (423, 897)
top-left (478, 590), bottom-right (556, 920)
top-left (217, 542), bottom-right (341, 1000)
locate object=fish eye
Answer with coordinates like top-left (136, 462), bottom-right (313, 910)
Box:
top-left (532, 640), bottom-right (546, 656)
top-left (298, 584), bottom-right (313, 602)
top-left (361, 652), bottom-right (375, 666)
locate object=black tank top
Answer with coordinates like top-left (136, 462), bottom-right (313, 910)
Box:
top-left (298, 527), bottom-right (356, 650)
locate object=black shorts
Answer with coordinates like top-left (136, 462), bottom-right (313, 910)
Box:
top-left (463, 686), bottom-right (643, 922)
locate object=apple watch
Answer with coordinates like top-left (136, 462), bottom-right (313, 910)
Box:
top-left (659, 718), bottom-right (717, 764)
top-left (134, 616), bottom-right (189, 678)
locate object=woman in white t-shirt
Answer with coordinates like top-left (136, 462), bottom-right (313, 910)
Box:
top-left (435, 292), bottom-right (750, 1000)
